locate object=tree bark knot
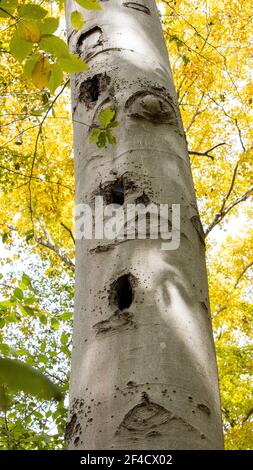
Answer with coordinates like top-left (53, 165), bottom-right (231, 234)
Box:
top-left (115, 393), bottom-right (207, 441)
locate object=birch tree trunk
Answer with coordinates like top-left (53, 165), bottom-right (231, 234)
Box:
top-left (65, 0), bottom-right (224, 449)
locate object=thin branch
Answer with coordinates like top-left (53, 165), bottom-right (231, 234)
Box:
top-left (35, 235), bottom-right (75, 270)
top-left (212, 306), bottom-right (227, 318)
top-left (235, 119), bottom-right (246, 152)
top-left (242, 407), bottom-right (253, 424)
top-left (205, 164), bottom-right (253, 237)
top-left (189, 142), bottom-right (226, 160)
top-left (60, 222), bottom-right (75, 245)
top-left (28, 80), bottom-right (70, 225)
top-left (0, 164), bottom-right (73, 192)
top-left (0, 6), bottom-right (16, 19)
top-left (185, 92), bottom-right (205, 132)
top-left (234, 261), bottom-right (253, 288)
top-left (35, 221), bottom-right (74, 270)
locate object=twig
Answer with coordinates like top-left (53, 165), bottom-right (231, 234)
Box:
top-left (60, 222), bottom-right (75, 245)
top-left (189, 142), bottom-right (226, 160)
top-left (234, 261), bottom-right (253, 288)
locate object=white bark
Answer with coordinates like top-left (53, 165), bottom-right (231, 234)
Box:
top-left (65, 0), bottom-right (224, 449)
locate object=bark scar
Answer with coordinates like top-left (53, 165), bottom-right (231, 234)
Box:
top-left (125, 90), bottom-right (178, 125)
top-left (123, 2), bottom-right (151, 15)
top-left (116, 393), bottom-right (206, 440)
top-left (93, 309), bottom-right (136, 335)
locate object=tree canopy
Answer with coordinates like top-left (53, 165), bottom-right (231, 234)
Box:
top-left (0, 0), bottom-right (252, 450)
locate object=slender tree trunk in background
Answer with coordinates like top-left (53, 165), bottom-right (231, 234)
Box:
top-left (65, 0), bottom-right (224, 449)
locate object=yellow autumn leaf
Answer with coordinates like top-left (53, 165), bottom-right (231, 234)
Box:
top-left (17, 21), bottom-right (41, 43)
top-left (31, 57), bottom-right (51, 89)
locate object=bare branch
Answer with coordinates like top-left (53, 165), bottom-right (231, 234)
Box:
top-left (61, 222), bottom-right (75, 245)
top-left (28, 80), bottom-right (70, 225)
top-left (189, 142), bottom-right (226, 160)
top-left (35, 235), bottom-right (75, 271)
top-left (234, 261), bottom-right (253, 288)
top-left (0, 164), bottom-right (73, 192)
top-left (205, 161), bottom-right (253, 237)
top-left (242, 407), bottom-right (253, 424)
top-left (35, 220), bottom-right (74, 271)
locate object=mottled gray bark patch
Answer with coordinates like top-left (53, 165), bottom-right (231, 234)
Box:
top-left (65, 398), bottom-right (85, 445)
top-left (135, 192), bottom-right (151, 205)
top-left (65, 413), bottom-right (77, 443)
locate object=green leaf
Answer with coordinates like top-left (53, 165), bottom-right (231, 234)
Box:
top-left (17, 20), bottom-right (41, 43)
top-left (10, 33), bottom-right (33, 62)
top-left (0, 0), bottom-right (18, 18)
top-left (169, 34), bottom-right (183, 48)
top-left (20, 305), bottom-right (34, 315)
top-left (6, 311), bottom-right (20, 323)
top-left (98, 106), bottom-right (115, 128)
top-left (25, 229), bottom-right (34, 241)
top-left (40, 17), bottom-right (59, 34)
top-left (51, 318), bottom-right (59, 330)
top-left (108, 120), bottom-right (119, 128)
top-left (60, 345), bottom-right (71, 358)
top-left (0, 318), bottom-right (5, 328)
top-left (15, 349), bottom-right (28, 356)
top-left (89, 127), bottom-right (101, 143)
top-left (0, 385), bottom-right (10, 411)
top-left (75, 0), bottom-right (101, 11)
top-left (23, 296), bottom-right (36, 304)
top-left (97, 131), bottom-right (107, 147)
top-left (71, 11), bottom-right (84, 30)
top-left (18, 4), bottom-right (47, 19)
top-left (38, 354), bottom-right (48, 364)
top-left (48, 63), bottom-right (63, 94)
top-left (39, 314), bottom-right (47, 325)
top-left (182, 54), bottom-right (190, 65)
top-left (20, 273), bottom-right (31, 288)
top-left (58, 54), bottom-right (88, 73)
top-left (106, 129), bottom-right (116, 145)
top-left (60, 311), bottom-right (72, 321)
top-left (60, 332), bottom-right (69, 345)
top-left (0, 357), bottom-right (63, 401)
top-left (39, 35), bottom-right (69, 58)
top-left (24, 54), bottom-right (40, 78)
top-left (0, 343), bottom-right (10, 355)
top-left (0, 300), bottom-right (13, 309)
top-left (2, 232), bottom-right (8, 243)
top-left (14, 287), bottom-right (23, 301)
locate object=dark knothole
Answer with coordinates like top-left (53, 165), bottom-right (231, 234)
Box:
top-left (123, 2), bottom-right (151, 15)
top-left (111, 181), bottom-right (125, 205)
top-left (97, 178), bottom-right (125, 206)
top-left (109, 274), bottom-right (137, 311)
top-left (79, 73), bottom-right (110, 108)
top-left (77, 27), bottom-right (103, 54)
